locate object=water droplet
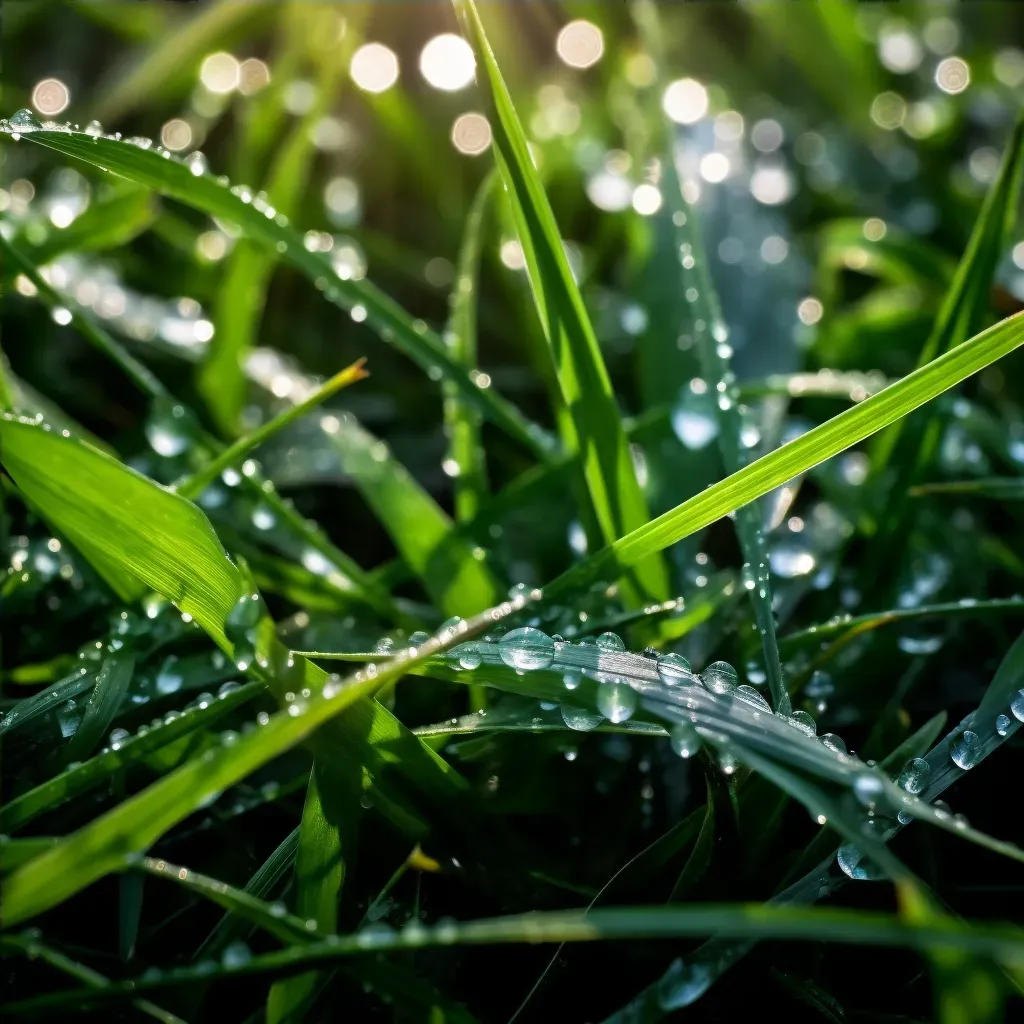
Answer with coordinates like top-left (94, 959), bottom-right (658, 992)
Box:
top-left (226, 591), bottom-right (265, 672)
top-left (221, 941), bottom-right (251, 968)
top-left (144, 400), bottom-right (194, 458)
top-left (837, 843), bottom-right (885, 881)
top-left (563, 671), bottom-right (581, 690)
top-left (156, 656), bottom-right (184, 695)
top-left (560, 704), bottom-right (603, 732)
top-left (1011, 689), bottom-right (1024, 722)
top-left (896, 757), bottom-right (931, 795)
top-left (596, 631), bottom-right (625, 652)
top-left (853, 771), bottom-right (885, 808)
top-left (408, 630), bottom-right (430, 647)
top-left (820, 732), bottom-right (846, 754)
top-left (786, 710), bottom-right (817, 736)
top-left (735, 684), bottom-right (771, 712)
top-left (995, 713), bottom-right (1011, 737)
top-left (669, 722), bottom-right (702, 758)
top-left (9, 108), bottom-right (42, 132)
top-left (597, 681), bottom-right (637, 723)
top-left (657, 653), bottom-right (692, 685)
top-left (454, 644), bottom-right (482, 670)
top-left (498, 627), bottom-right (554, 671)
top-left (805, 671), bottom-right (834, 699)
top-left (701, 661), bottom-right (738, 695)
top-left (950, 729), bottom-right (981, 770)
top-left (84, 119), bottom-right (103, 137)
top-left (109, 727), bottom-right (129, 749)
top-left (671, 385), bottom-right (719, 450)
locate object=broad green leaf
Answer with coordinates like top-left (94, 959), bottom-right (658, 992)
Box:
top-left (543, 311), bottom-right (1024, 600)
top-left (2, 122), bottom-right (555, 459)
top-left (454, 0), bottom-right (668, 605)
top-left (1, 416), bottom-right (240, 643)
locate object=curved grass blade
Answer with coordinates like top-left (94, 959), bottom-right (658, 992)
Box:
top-left (200, 9), bottom-right (361, 435)
top-left (7, 904), bottom-right (1022, 1013)
top-left (0, 596), bottom-right (530, 926)
top-left (2, 932), bottom-right (186, 1024)
top-left (0, 681), bottom-right (262, 832)
top-left (542, 311), bottom-right (1024, 600)
top-left (63, 651), bottom-right (135, 763)
top-left (1, 121), bottom-right (555, 459)
top-left (178, 359), bottom-right (368, 499)
top-left (453, 0), bottom-right (668, 604)
top-left (444, 170), bottom-right (497, 525)
top-left (0, 664), bottom-right (99, 738)
top-left (634, 0), bottom-right (788, 713)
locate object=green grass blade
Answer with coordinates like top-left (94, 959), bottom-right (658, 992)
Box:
top-left (266, 758), bottom-right (360, 1023)
top-left (7, 905), bottom-right (1022, 1013)
top-left (63, 651), bottom-right (135, 763)
top-left (200, 10), bottom-right (361, 435)
top-left (1, 416), bottom-right (241, 644)
top-left (444, 170), bottom-right (497, 525)
top-left (2, 122), bottom-right (556, 458)
top-left (0, 681), bottom-right (262, 832)
top-left (0, 593), bottom-right (524, 925)
top-left (178, 359), bottom-right (368, 499)
top-left (910, 478), bottom-right (1024, 500)
top-left (454, 0), bottom-right (668, 604)
top-left (543, 311), bottom-right (1024, 599)
top-left (634, 0), bottom-right (788, 713)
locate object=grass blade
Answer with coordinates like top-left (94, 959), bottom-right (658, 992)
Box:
top-left (2, 122), bottom-right (556, 459)
top-left (454, 0), bottom-right (668, 604)
top-left (63, 650), bottom-right (135, 763)
top-left (543, 311), bottom-right (1024, 599)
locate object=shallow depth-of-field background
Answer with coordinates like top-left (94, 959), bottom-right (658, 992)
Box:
top-left (1, 2), bottom-right (1024, 1022)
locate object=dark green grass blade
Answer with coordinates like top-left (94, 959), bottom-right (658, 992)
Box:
top-left (1, 121), bottom-right (555, 458)
top-left (910, 478), bottom-right (1024, 500)
top-left (62, 651), bottom-right (135, 763)
top-left (454, 0), bottom-right (668, 604)
top-left (542, 311), bottom-right (1024, 600)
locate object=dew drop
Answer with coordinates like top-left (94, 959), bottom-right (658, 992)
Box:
top-left (701, 661), bottom-right (738, 695)
top-left (786, 710), bottom-right (817, 736)
top-left (820, 732), bottom-right (846, 754)
top-left (1011, 689), bottom-right (1024, 722)
top-left (597, 681), bottom-right (637, 723)
top-left (562, 671), bottom-right (581, 690)
top-left (669, 721), bottom-right (702, 758)
top-left (657, 653), bottom-right (692, 685)
top-left (454, 644), bottom-right (482, 670)
top-left (735, 684), bottom-right (771, 712)
top-left (837, 843), bottom-right (885, 881)
top-left (995, 713), bottom-right (1011, 737)
top-left (9, 108), bottom-right (42, 132)
top-left (852, 771), bottom-right (885, 808)
top-left (498, 626), bottom-right (555, 671)
top-left (596, 631), bottom-right (625, 652)
top-left (560, 704), bottom-right (603, 732)
top-left (950, 729), bottom-right (981, 770)
top-left (896, 757), bottom-right (931, 795)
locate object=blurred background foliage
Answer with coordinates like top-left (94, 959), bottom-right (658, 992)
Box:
top-left (1, 1), bottom-right (1023, 1021)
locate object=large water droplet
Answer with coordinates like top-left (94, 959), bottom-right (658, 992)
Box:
top-left (671, 386), bottom-right (719, 450)
top-left (498, 627), bottom-right (555, 671)
top-left (453, 644), bottom-right (481, 670)
top-left (995, 713), bottom-right (1011, 737)
top-left (597, 681), bottom-right (637, 723)
top-left (145, 399), bottom-right (194, 458)
top-left (9, 108), bottom-right (42, 132)
top-left (837, 843), bottom-right (885, 881)
top-left (896, 757), bottom-right (931, 795)
top-left (657, 652), bottom-right (692, 685)
top-left (735, 684), bottom-right (771, 712)
top-left (950, 729), bottom-right (981, 770)
top-left (561, 704), bottom-right (603, 732)
top-left (1011, 689), bottom-right (1024, 722)
top-left (786, 710), bottom-right (817, 736)
top-left (853, 771), bottom-right (885, 808)
top-left (669, 721), bottom-right (701, 758)
top-left (819, 733), bottom-right (846, 754)
top-left (595, 631), bottom-right (626, 652)
top-left (701, 661), bottom-right (738, 695)
top-left (657, 959), bottom-right (713, 1010)
top-left (226, 592), bottom-right (264, 671)
top-left (155, 656), bottom-right (184, 695)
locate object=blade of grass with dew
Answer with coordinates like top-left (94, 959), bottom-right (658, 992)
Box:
top-left (868, 118), bottom-right (1024, 552)
top-left (317, 407), bottom-right (504, 618)
top-left (4, 234), bottom-right (408, 622)
top-left (540, 311), bottom-right (1024, 601)
top-left (0, 417), bottom-right (471, 838)
top-left (200, 6), bottom-right (363, 435)
top-left (444, 169), bottom-right (497, 526)
top-left (0, 681), bottom-right (263, 832)
top-left (454, 0), bottom-right (669, 606)
top-left (1, 186), bottom-right (157, 278)
top-left (178, 359), bottom-right (368, 499)
top-left (1, 121), bottom-right (556, 459)
top-left (0, 596), bottom-right (529, 926)
top-left (7, 904), bottom-right (1023, 1014)
top-left (633, 0), bottom-right (790, 712)
top-left (266, 757), bottom-right (361, 1023)
top-left (62, 650), bottom-right (134, 763)
top-left (1, 933), bottom-right (186, 1024)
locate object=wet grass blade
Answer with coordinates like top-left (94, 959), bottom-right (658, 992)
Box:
top-left (444, 170), bottom-right (497, 525)
top-left (7, 904), bottom-right (1022, 1013)
top-left (543, 311), bottom-right (1024, 600)
top-left (0, 681), bottom-right (262, 832)
top-left (454, 0), bottom-right (668, 604)
top-left (178, 359), bottom-right (368, 499)
top-left (63, 651), bottom-right (134, 763)
top-left (3, 123), bottom-right (556, 459)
